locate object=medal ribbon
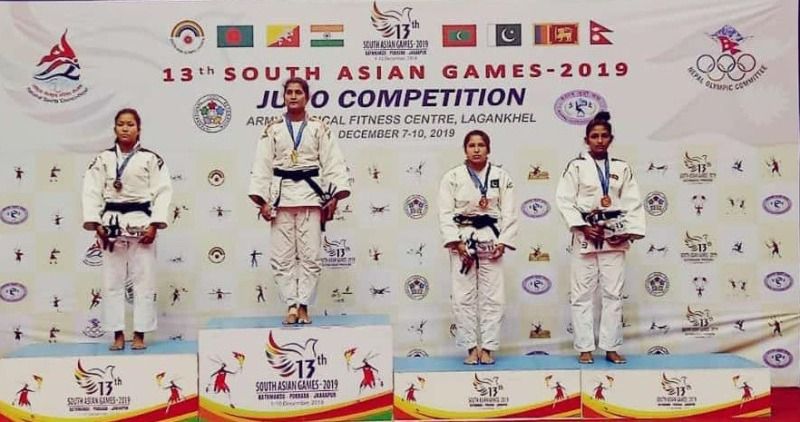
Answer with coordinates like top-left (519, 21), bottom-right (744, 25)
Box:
top-left (593, 157), bottom-right (610, 199)
top-left (115, 143), bottom-right (140, 186)
top-left (285, 116), bottom-right (308, 152)
top-left (466, 163), bottom-right (491, 200)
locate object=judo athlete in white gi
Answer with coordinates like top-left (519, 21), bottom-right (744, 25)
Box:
top-left (555, 111), bottom-right (645, 365)
top-left (248, 77), bottom-right (351, 325)
top-left (82, 108), bottom-right (172, 351)
top-left (439, 130), bottom-right (518, 365)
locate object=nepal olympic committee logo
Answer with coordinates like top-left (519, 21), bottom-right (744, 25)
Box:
top-left (554, 90), bottom-right (607, 125)
top-left (687, 25), bottom-right (767, 91)
top-left (193, 94), bottom-right (231, 133)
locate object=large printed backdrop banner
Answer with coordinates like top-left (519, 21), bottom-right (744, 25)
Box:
top-left (0, 0), bottom-right (798, 386)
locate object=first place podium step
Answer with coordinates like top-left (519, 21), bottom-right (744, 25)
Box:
top-left (198, 314), bottom-right (393, 421)
top-left (0, 341), bottom-right (198, 422)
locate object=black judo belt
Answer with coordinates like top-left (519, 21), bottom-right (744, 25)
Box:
top-left (101, 201), bottom-right (151, 252)
top-left (580, 209), bottom-right (624, 249)
top-left (453, 214), bottom-right (499, 274)
top-left (273, 167), bottom-right (337, 231)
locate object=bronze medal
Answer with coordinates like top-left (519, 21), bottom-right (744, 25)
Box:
top-left (601, 195), bottom-right (611, 207)
top-left (290, 150), bottom-right (299, 165)
top-left (479, 196), bottom-right (489, 209)
top-left (113, 180), bottom-right (123, 191)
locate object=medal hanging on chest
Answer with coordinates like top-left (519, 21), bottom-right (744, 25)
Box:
top-left (466, 163), bottom-right (492, 210)
top-left (285, 117), bottom-right (307, 166)
top-left (114, 144), bottom-right (139, 192)
top-left (594, 157), bottom-right (612, 207)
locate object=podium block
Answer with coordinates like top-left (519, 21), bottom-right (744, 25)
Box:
top-left (581, 354), bottom-right (770, 418)
top-left (0, 341), bottom-right (198, 421)
top-left (198, 315), bottom-right (393, 421)
top-left (394, 356), bottom-right (581, 420)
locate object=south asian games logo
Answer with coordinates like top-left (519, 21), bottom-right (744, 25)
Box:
top-left (27, 30), bottom-right (88, 103)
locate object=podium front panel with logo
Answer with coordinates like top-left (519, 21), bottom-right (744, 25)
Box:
top-left (199, 315), bottom-right (392, 421)
top-left (581, 354), bottom-right (770, 418)
top-left (0, 342), bottom-right (198, 421)
top-left (394, 356), bottom-right (581, 420)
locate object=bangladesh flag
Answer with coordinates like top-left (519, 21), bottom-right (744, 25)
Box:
top-left (217, 25), bottom-right (254, 47)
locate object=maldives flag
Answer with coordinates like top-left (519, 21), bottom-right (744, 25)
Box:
top-left (217, 25), bottom-right (254, 47)
top-left (442, 24), bottom-right (476, 47)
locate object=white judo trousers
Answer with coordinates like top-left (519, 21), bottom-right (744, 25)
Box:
top-left (103, 237), bottom-right (157, 333)
top-left (570, 250), bottom-right (625, 352)
top-left (271, 207), bottom-right (322, 307)
top-left (449, 245), bottom-right (505, 352)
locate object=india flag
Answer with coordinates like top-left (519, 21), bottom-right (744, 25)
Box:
top-left (310, 24), bottom-right (344, 47)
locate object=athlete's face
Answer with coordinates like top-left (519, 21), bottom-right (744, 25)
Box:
top-left (464, 135), bottom-right (489, 167)
top-left (585, 125), bottom-right (613, 156)
top-left (114, 113), bottom-right (140, 148)
top-left (284, 82), bottom-right (308, 113)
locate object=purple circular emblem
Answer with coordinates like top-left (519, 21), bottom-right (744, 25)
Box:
top-left (554, 90), bottom-right (608, 125)
top-left (764, 272), bottom-right (793, 292)
top-left (522, 275), bottom-right (551, 295)
top-left (762, 195), bottom-right (791, 215)
top-left (1, 205), bottom-right (28, 225)
top-left (521, 198), bottom-right (550, 218)
top-left (763, 348), bottom-right (793, 369)
top-left (0, 282), bottom-right (27, 303)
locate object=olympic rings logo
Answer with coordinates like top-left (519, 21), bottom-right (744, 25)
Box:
top-left (695, 53), bottom-right (757, 82)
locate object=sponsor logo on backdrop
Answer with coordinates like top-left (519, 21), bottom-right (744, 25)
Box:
top-left (521, 198), bottom-right (550, 218)
top-left (522, 274), bottom-right (551, 295)
top-left (0, 282), bottom-right (27, 302)
top-left (589, 20), bottom-right (613, 45)
top-left (266, 25), bottom-right (300, 47)
top-left (528, 164), bottom-right (550, 180)
top-left (82, 318), bottom-right (105, 338)
top-left (657, 372), bottom-right (696, 407)
top-left (170, 20), bottom-right (205, 53)
top-left (554, 90), bottom-right (607, 125)
top-left (469, 373), bottom-right (508, 407)
top-left (27, 30), bottom-right (88, 103)
top-left (366, 2), bottom-right (428, 58)
top-left (645, 191), bottom-right (668, 216)
top-left (688, 25), bottom-right (767, 91)
top-left (407, 348), bottom-right (428, 358)
top-left (403, 194), bottom-right (428, 219)
top-left (310, 24), bottom-right (345, 47)
top-left (762, 194), bottom-right (791, 215)
top-left (645, 272), bottom-right (669, 297)
top-left (217, 25), bottom-right (253, 47)
top-left (404, 275), bottom-right (429, 300)
top-left (193, 94), bottom-right (231, 133)
top-left (764, 271), bottom-right (793, 292)
top-left (487, 23), bottom-right (521, 47)
top-left (528, 244), bottom-right (550, 262)
top-left (533, 23), bottom-right (578, 45)
top-left (1, 205), bottom-right (28, 225)
top-left (680, 152), bottom-right (716, 184)
top-left (681, 231), bottom-right (716, 263)
top-left (69, 360), bottom-right (127, 413)
top-left (682, 306), bottom-right (717, 338)
top-left (442, 24), bottom-right (476, 47)
top-left (529, 321), bottom-right (551, 339)
top-left (322, 237), bottom-right (355, 268)
top-left (208, 247), bottom-right (226, 264)
top-left (207, 169), bottom-right (225, 186)
top-left (763, 348), bottom-right (793, 369)
top-left (648, 346), bottom-right (670, 355)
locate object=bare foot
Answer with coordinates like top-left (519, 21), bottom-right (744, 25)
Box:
top-left (297, 305), bottom-right (312, 324)
top-left (479, 349), bottom-right (495, 365)
top-left (283, 306), bottom-right (298, 325)
top-left (578, 352), bottom-right (594, 364)
top-left (463, 347), bottom-right (479, 365)
top-left (606, 351), bottom-right (626, 364)
top-left (109, 331), bottom-right (125, 351)
top-left (131, 331), bottom-right (147, 350)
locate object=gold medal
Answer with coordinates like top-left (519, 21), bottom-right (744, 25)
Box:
top-left (601, 195), bottom-right (611, 207)
top-left (290, 150), bottom-right (298, 165)
top-left (479, 196), bottom-right (488, 209)
top-left (113, 180), bottom-right (123, 191)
